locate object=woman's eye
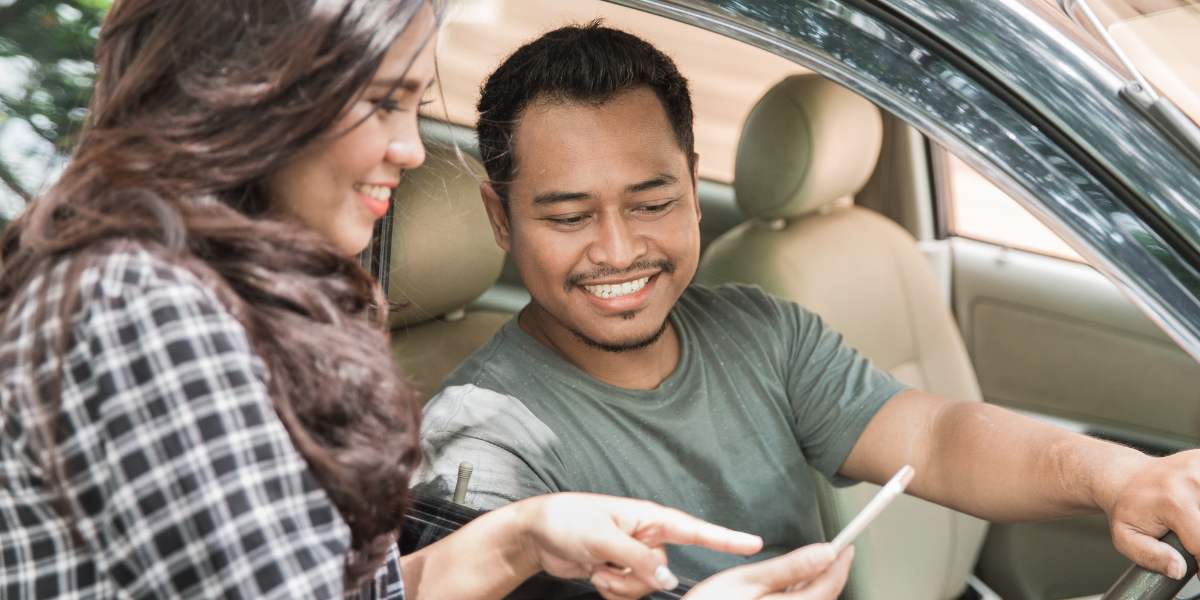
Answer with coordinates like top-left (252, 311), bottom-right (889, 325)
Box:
top-left (374, 98), bottom-right (403, 114)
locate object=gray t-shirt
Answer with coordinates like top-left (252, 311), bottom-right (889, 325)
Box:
top-left (415, 284), bottom-right (905, 581)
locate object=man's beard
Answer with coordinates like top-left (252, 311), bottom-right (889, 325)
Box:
top-left (568, 315), bottom-right (671, 353)
top-left (558, 257), bottom-right (678, 352)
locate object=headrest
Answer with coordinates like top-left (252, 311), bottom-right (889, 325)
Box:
top-left (734, 74), bottom-right (883, 220)
top-left (387, 145), bottom-right (504, 327)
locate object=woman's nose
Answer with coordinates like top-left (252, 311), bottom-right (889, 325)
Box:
top-left (387, 140), bottom-right (426, 170)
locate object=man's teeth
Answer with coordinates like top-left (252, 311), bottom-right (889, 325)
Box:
top-left (584, 276), bottom-right (650, 299)
top-left (354, 184), bottom-right (392, 201)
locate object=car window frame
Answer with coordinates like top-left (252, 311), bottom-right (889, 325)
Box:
top-left (607, 0), bottom-right (1200, 365)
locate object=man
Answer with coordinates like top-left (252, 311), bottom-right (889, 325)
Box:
top-left (415, 22), bottom-right (1200, 584)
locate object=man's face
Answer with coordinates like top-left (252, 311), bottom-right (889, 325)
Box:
top-left (484, 87), bottom-right (701, 351)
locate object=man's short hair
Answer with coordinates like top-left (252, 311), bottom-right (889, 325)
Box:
top-left (476, 21), bottom-right (695, 201)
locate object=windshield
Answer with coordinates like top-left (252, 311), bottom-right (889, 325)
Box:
top-left (1058, 0), bottom-right (1200, 124)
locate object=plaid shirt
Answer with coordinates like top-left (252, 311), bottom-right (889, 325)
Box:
top-left (0, 245), bottom-right (405, 599)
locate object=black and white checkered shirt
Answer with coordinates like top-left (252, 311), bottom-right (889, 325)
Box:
top-left (0, 245), bottom-right (405, 598)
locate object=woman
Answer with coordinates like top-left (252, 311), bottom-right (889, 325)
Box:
top-left (0, 1), bottom-right (853, 598)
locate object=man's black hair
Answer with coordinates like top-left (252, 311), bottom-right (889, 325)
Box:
top-left (476, 21), bottom-right (695, 202)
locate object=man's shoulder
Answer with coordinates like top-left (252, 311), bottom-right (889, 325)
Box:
top-left (423, 384), bottom-right (559, 446)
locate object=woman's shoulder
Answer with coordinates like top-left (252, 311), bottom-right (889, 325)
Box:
top-left (84, 241), bottom-right (217, 303)
top-left (8, 241), bottom-right (223, 326)
top-left (2, 240), bottom-right (249, 374)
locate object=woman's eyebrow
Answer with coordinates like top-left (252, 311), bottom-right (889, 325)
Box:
top-left (370, 76), bottom-right (436, 92)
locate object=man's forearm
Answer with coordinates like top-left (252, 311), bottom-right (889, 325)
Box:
top-left (842, 390), bottom-right (1152, 522)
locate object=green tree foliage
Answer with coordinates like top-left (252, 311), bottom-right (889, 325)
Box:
top-left (0, 0), bottom-right (110, 204)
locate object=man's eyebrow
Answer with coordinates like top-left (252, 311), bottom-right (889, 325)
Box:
top-left (626, 174), bottom-right (678, 194)
top-left (369, 76), bottom-right (436, 93)
top-left (533, 191), bottom-right (591, 205)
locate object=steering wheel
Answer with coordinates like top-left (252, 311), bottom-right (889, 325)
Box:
top-left (1100, 533), bottom-right (1198, 600)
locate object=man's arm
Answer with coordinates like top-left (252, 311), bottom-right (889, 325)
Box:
top-left (840, 389), bottom-right (1200, 578)
top-left (416, 384), bottom-right (561, 509)
top-left (415, 432), bottom-right (554, 510)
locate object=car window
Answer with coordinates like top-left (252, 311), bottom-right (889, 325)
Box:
top-left (1057, 0), bottom-right (1200, 125)
top-left (430, 0), bottom-right (800, 183)
top-left (934, 145), bottom-right (1083, 261)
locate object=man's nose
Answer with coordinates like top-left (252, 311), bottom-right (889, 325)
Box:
top-left (587, 213), bottom-right (646, 269)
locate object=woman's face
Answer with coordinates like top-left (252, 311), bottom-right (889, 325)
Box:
top-left (266, 9), bottom-right (437, 256)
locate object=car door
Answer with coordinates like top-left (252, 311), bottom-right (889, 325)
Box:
top-left (931, 147), bottom-right (1200, 600)
top-left (617, 1), bottom-right (1200, 599)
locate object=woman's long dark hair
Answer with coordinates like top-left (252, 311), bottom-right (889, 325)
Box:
top-left (0, 0), bottom-right (438, 589)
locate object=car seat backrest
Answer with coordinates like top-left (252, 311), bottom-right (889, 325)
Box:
top-left (698, 74), bottom-right (988, 600)
top-left (733, 74), bottom-right (883, 221)
top-left (387, 144), bottom-right (510, 401)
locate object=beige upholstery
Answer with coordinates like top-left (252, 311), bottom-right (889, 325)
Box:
top-left (388, 145), bottom-right (509, 400)
top-left (733, 74), bottom-right (883, 220)
top-left (697, 74), bottom-right (988, 600)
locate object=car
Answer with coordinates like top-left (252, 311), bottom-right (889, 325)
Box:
top-left (380, 1), bottom-right (1200, 599)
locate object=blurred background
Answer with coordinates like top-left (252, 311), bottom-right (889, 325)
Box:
top-left (0, 0), bottom-right (109, 227)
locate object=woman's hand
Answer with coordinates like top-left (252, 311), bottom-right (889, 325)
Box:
top-left (511, 493), bottom-right (764, 600)
top-left (682, 543), bottom-right (854, 600)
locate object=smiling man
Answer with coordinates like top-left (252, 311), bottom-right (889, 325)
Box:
top-left (415, 22), bottom-right (1200, 586)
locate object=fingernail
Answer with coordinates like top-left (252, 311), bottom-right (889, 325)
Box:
top-left (655, 565), bottom-right (679, 591)
top-left (1168, 554), bottom-right (1186, 580)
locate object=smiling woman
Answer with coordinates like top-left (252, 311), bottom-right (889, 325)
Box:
top-left (265, 19), bottom-right (437, 255)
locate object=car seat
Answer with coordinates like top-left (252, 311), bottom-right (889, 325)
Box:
top-left (696, 74), bottom-right (989, 600)
top-left (387, 143), bottom-right (510, 401)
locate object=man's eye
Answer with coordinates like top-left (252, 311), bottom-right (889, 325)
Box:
top-left (546, 215), bottom-right (588, 227)
top-left (638, 200), bottom-right (677, 214)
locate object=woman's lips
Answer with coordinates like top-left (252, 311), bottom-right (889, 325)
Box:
top-left (355, 185), bottom-right (393, 218)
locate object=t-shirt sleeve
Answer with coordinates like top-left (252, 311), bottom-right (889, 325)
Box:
top-left (69, 268), bottom-right (366, 598)
top-left (414, 385), bottom-right (557, 511)
top-left (769, 293), bottom-right (907, 485)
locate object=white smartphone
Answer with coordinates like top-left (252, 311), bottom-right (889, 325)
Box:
top-left (829, 464), bottom-right (915, 553)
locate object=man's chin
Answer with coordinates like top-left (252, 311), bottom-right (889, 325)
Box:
top-left (569, 319), bottom-right (670, 354)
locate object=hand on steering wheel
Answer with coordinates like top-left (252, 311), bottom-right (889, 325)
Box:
top-left (1103, 450), bottom-right (1200, 580)
top-left (1099, 532), bottom-right (1198, 600)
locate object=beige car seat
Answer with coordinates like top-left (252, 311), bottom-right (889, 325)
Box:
top-left (388, 144), bottom-right (510, 401)
top-left (696, 74), bottom-right (989, 600)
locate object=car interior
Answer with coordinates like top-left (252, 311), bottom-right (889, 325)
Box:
top-left (384, 2), bottom-right (1200, 599)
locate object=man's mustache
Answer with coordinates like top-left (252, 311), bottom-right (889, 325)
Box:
top-left (565, 259), bottom-right (676, 291)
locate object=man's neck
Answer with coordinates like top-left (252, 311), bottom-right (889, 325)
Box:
top-left (518, 306), bottom-right (680, 391)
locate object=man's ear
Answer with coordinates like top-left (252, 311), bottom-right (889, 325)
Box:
top-left (690, 152), bottom-right (702, 224)
top-left (481, 181), bottom-right (512, 252)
